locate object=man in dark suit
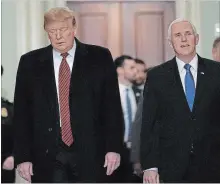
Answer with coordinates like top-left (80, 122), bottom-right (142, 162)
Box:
top-left (13, 7), bottom-right (124, 183)
top-left (114, 55), bottom-right (138, 182)
top-left (140, 18), bottom-right (220, 183)
top-left (130, 93), bottom-right (143, 180)
top-left (132, 58), bottom-right (147, 103)
top-left (130, 66), bottom-right (152, 182)
top-left (212, 36), bottom-right (220, 62)
top-left (1, 97), bottom-right (15, 183)
top-left (1, 66), bottom-right (15, 183)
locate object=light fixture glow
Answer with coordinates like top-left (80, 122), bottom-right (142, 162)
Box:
top-left (215, 23), bottom-right (220, 36)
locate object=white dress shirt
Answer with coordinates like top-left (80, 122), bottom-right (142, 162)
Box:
top-left (136, 84), bottom-right (145, 90)
top-left (53, 40), bottom-right (76, 126)
top-left (176, 54), bottom-right (198, 92)
top-left (118, 83), bottom-right (137, 143)
top-left (146, 55), bottom-right (198, 173)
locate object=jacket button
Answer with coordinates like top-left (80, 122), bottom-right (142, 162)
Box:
top-left (48, 128), bottom-right (52, 132)
top-left (46, 149), bottom-right (49, 154)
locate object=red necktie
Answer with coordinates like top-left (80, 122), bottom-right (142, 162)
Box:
top-left (59, 52), bottom-right (73, 146)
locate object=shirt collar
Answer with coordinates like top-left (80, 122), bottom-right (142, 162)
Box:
top-left (137, 84), bottom-right (144, 90)
top-left (176, 54), bottom-right (198, 73)
top-left (119, 83), bottom-right (133, 91)
top-left (52, 39), bottom-right (76, 58)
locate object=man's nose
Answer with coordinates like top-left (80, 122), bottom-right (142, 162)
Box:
top-left (56, 30), bottom-right (61, 39)
top-left (181, 34), bottom-right (187, 42)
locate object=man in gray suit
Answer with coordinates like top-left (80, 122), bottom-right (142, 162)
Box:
top-left (130, 67), bottom-right (152, 180)
top-left (130, 94), bottom-right (144, 178)
top-left (212, 36), bottom-right (220, 62)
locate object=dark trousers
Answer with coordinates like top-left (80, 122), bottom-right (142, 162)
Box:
top-left (182, 153), bottom-right (200, 183)
top-left (116, 144), bottom-right (140, 183)
top-left (160, 153), bottom-right (200, 183)
top-left (1, 169), bottom-right (15, 183)
top-left (183, 154), bottom-right (220, 183)
top-left (52, 143), bottom-right (79, 183)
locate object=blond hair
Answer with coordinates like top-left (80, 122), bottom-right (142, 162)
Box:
top-left (44, 7), bottom-right (76, 29)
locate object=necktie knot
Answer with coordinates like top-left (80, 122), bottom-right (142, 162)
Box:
top-left (184, 64), bottom-right (191, 71)
top-left (61, 52), bottom-right (69, 59)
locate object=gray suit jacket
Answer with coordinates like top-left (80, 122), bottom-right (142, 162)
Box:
top-left (130, 93), bottom-right (143, 163)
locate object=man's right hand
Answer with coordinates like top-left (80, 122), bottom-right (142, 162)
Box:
top-left (17, 162), bottom-right (33, 182)
top-left (143, 170), bottom-right (159, 183)
top-left (3, 156), bottom-right (14, 170)
top-left (133, 162), bottom-right (142, 177)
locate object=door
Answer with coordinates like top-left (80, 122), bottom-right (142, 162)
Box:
top-left (122, 1), bottom-right (175, 67)
top-left (67, 1), bottom-right (175, 66)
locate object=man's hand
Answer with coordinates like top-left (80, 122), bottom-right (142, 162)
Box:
top-left (17, 162), bottom-right (33, 182)
top-left (143, 170), bottom-right (159, 183)
top-left (133, 162), bottom-right (142, 177)
top-left (3, 156), bottom-right (14, 170)
top-left (103, 152), bottom-right (120, 175)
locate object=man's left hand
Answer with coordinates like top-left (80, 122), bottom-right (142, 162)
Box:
top-left (103, 152), bottom-right (120, 175)
top-left (3, 156), bottom-right (14, 170)
top-left (133, 162), bottom-right (142, 177)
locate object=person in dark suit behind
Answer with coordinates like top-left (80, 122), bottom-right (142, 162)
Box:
top-left (130, 67), bottom-right (152, 180)
top-left (114, 55), bottom-right (138, 182)
top-left (132, 58), bottom-right (147, 103)
top-left (13, 7), bottom-right (124, 183)
top-left (130, 93), bottom-right (143, 180)
top-left (140, 18), bottom-right (220, 183)
top-left (1, 66), bottom-right (15, 183)
top-left (1, 98), bottom-right (15, 183)
top-left (212, 36), bottom-right (220, 62)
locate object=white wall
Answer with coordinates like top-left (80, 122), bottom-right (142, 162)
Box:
top-left (200, 1), bottom-right (220, 59)
top-left (2, 1), bottom-right (17, 101)
top-left (1, 0), bottom-right (66, 101)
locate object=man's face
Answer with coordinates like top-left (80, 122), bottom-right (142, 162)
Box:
top-left (170, 21), bottom-right (199, 59)
top-left (122, 59), bottom-right (137, 83)
top-left (135, 63), bottom-right (146, 85)
top-left (212, 43), bottom-right (220, 62)
top-left (45, 18), bottom-right (75, 53)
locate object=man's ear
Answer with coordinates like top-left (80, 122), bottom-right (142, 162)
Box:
top-left (73, 27), bottom-right (77, 36)
top-left (195, 34), bottom-right (199, 45)
top-left (168, 38), bottom-right (173, 49)
top-left (116, 67), bottom-right (124, 76)
top-left (212, 48), bottom-right (216, 59)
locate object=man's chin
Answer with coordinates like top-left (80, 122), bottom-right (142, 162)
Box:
top-left (133, 81), bottom-right (144, 86)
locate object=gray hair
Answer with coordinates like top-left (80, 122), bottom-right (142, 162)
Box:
top-left (213, 36), bottom-right (220, 49)
top-left (167, 18), bottom-right (197, 40)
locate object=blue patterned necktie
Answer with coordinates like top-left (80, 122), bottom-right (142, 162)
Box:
top-left (126, 88), bottom-right (132, 142)
top-left (184, 64), bottom-right (195, 111)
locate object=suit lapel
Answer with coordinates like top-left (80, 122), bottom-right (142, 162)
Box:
top-left (192, 55), bottom-right (207, 114)
top-left (69, 38), bottom-right (90, 134)
top-left (169, 58), bottom-right (192, 114)
top-left (38, 40), bottom-right (91, 136)
top-left (70, 38), bottom-right (88, 90)
top-left (169, 55), bottom-right (208, 115)
top-left (38, 45), bottom-right (60, 123)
